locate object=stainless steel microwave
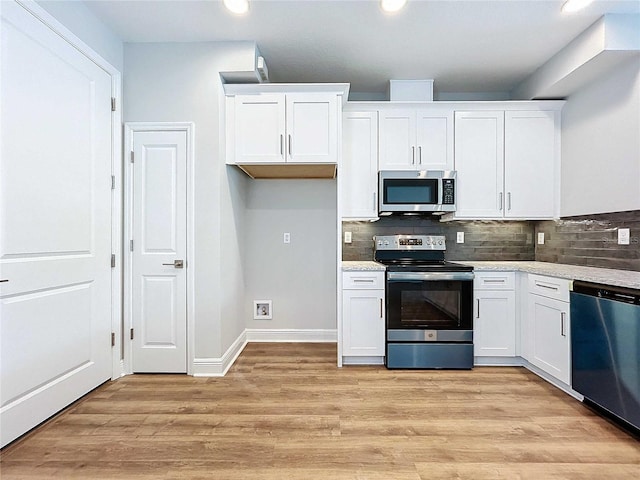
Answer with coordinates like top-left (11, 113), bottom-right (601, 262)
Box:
top-left (379, 170), bottom-right (456, 215)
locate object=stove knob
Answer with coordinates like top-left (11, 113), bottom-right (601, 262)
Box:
top-left (438, 240), bottom-right (444, 245)
top-left (384, 241), bottom-right (389, 246)
top-left (425, 239), bottom-right (432, 245)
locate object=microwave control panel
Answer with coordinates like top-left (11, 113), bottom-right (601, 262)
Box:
top-left (442, 179), bottom-right (455, 205)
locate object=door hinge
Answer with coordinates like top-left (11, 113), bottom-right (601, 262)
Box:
top-left (130, 328), bottom-right (134, 340)
top-left (111, 254), bottom-right (116, 268)
top-left (111, 332), bottom-right (115, 347)
top-left (130, 151), bottom-right (134, 163)
top-left (111, 97), bottom-right (116, 112)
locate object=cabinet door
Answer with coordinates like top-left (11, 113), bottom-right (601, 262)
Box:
top-left (454, 111), bottom-right (505, 217)
top-left (474, 290), bottom-right (516, 357)
top-left (527, 294), bottom-right (570, 384)
top-left (505, 111), bottom-right (556, 218)
top-left (378, 109), bottom-right (416, 170)
top-left (416, 109), bottom-right (454, 170)
top-left (234, 94), bottom-right (286, 163)
top-left (286, 93), bottom-right (338, 164)
top-left (342, 289), bottom-right (385, 356)
top-left (341, 112), bottom-right (378, 219)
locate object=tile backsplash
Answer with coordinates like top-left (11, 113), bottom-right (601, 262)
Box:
top-left (342, 216), bottom-right (535, 262)
top-left (535, 210), bottom-right (639, 272)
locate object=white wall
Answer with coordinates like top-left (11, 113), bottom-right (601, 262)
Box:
top-left (124, 42), bottom-right (255, 358)
top-left (36, 0), bottom-right (123, 71)
top-left (561, 58), bottom-right (640, 216)
top-left (244, 180), bottom-right (337, 332)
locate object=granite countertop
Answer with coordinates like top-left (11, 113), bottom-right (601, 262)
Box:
top-left (341, 260), bottom-right (640, 289)
top-left (342, 261), bottom-right (386, 271)
top-left (455, 261), bottom-right (640, 290)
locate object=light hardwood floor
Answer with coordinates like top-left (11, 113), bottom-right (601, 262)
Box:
top-left (1, 343), bottom-right (638, 479)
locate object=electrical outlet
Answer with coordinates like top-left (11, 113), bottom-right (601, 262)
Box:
top-left (344, 231), bottom-right (352, 244)
top-left (537, 232), bottom-right (545, 245)
top-left (456, 232), bottom-right (464, 244)
top-left (618, 228), bottom-right (630, 245)
top-left (283, 232), bottom-right (290, 244)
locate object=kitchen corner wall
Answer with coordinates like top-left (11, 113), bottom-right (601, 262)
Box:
top-left (536, 210), bottom-right (640, 272)
top-left (342, 217), bottom-right (535, 261)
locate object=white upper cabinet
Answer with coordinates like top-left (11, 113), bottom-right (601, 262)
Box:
top-left (234, 94), bottom-right (286, 164)
top-left (379, 108), bottom-right (453, 171)
top-left (504, 111), bottom-right (557, 218)
top-left (452, 108), bottom-right (559, 220)
top-left (454, 111), bottom-right (505, 218)
top-left (225, 85), bottom-right (347, 168)
top-left (286, 93), bottom-right (338, 163)
top-left (341, 111), bottom-right (379, 219)
top-left (234, 92), bottom-right (338, 164)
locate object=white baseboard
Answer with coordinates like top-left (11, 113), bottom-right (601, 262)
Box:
top-left (191, 329), bottom-right (336, 377)
top-left (245, 328), bottom-right (337, 343)
top-left (192, 330), bottom-right (247, 377)
top-left (521, 359), bottom-right (583, 401)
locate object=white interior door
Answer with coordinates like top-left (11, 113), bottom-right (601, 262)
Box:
top-left (0, 1), bottom-right (113, 447)
top-left (130, 130), bottom-right (187, 373)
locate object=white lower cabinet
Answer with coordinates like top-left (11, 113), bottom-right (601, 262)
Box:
top-left (342, 271), bottom-right (385, 358)
top-left (526, 275), bottom-right (571, 385)
top-left (474, 272), bottom-right (516, 357)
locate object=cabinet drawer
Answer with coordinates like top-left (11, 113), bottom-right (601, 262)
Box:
top-left (343, 271), bottom-right (385, 289)
top-left (528, 274), bottom-right (571, 302)
top-left (474, 272), bottom-right (515, 290)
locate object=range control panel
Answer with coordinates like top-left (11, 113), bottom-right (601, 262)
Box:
top-left (374, 235), bottom-right (446, 251)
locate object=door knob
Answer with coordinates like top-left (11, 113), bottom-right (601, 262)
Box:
top-left (162, 259), bottom-right (184, 268)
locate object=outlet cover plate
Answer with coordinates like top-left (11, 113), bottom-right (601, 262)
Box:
top-left (618, 228), bottom-right (630, 245)
top-left (538, 232), bottom-right (545, 245)
top-left (344, 231), bottom-right (352, 244)
top-left (456, 232), bottom-right (464, 243)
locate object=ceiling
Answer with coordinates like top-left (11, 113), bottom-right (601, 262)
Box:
top-left (80, 0), bottom-right (640, 97)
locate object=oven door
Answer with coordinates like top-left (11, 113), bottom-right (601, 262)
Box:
top-left (386, 271), bottom-right (474, 339)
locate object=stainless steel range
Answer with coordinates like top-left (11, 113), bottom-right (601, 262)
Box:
top-left (374, 235), bottom-right (474, 369)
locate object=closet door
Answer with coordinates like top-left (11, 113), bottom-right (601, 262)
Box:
top-left (1, 1), bottom-right (113, 447)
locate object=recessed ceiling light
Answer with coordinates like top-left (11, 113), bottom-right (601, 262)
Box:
top-left (561, 0), bottom-right (594, 13)
top-left (223, 0), bottom-right (250, 15)
top-left (381, 0), bottom-right (408, 14)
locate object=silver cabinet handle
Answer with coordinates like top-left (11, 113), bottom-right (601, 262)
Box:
top-left (499, 192), bottom-right (503, 211)
top-left (418, 146), bottom-right (422, 165)
top-left (280, 134), bottom-right (284, 156)
top-left (483, 279), bottom-right (505, 283)
top-left (476, 298), bottom-right (480, 318)
top-left (353, 279), bottom-right (375, 283)
top-left (288, 134), bottom-right (292, 157)
top-left (373, 192), bottom-right (377, 211)
top-left (0, 279), bottom-right (8, 283)
top-left (380, 298), bottom-right (383, 318)
top-left (507, 192), bottom-right (512, 211)
top-left (561, 312), bottom-right (566, 337)
top-left (162, 259), bottom-right (184, 268)
top-left (411, 146), bottom-right (415, 165)
top-left (536, 282), bottom-right (559, 291)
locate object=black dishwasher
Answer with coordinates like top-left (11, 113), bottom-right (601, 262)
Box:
top-left (571, 281), bottom-right (640, 433)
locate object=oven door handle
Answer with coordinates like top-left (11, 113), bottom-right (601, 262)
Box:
top-left (387, 272), bottom-right (475, 282)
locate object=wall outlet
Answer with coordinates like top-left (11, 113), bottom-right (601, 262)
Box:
top-left (618, 228), bottom-right (630, 245)
top-left (283, 232), bottom-right (291, 244)
top-left (456, 232), bottom-right (464, 244)
top-left (344, 231), bottom-right (352, 244)
top-left (537, 232), bottom-right (545, 245)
